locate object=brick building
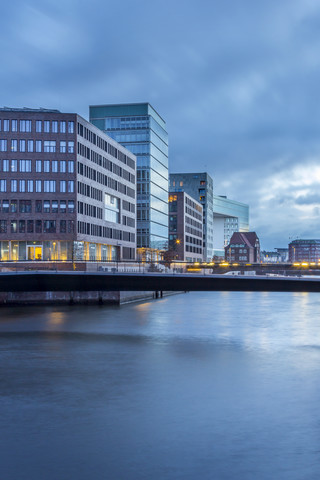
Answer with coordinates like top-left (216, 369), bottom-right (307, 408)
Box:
top-left (225, 232), bottom-right (260, 263)
top-left (168, 191), bottom-right (203, 262)
top-left (288, 239), bottom-right (320, 263)
top-left (0, 107), bottom-right (136, 262)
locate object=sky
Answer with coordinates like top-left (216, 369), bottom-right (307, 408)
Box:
top-left (2, 0), bottom-right (320, 249)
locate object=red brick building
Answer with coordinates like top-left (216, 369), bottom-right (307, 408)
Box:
top-left (0, 108), bottom-right (136, 262)
top-left (225, 232), bottom-right (260, 263)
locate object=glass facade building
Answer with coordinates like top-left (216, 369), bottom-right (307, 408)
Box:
top-left (212, 195), bottom-right (249, 257)
top-left (90, 103), bottom-right (168, 258)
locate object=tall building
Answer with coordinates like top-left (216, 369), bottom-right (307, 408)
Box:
top-left (89, 103), bottom-right (168, 260)
top-left (169, 173), bottom-right (214, 261)
top-left (288, 239), bottom-right (320, 263)
top-left (212, 195), bottom-right (249, 258)
top-left (168, 191), bottom-right (203, 262)
top-left (0, 107), bottom-right (136, 262)
top-left (225, 232), bottom-right (260, 263)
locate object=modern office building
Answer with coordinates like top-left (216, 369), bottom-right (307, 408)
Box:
top-left (0, 107), bottom-right (136, 262)
top-left (169, 173), bottom-right (214, 261)
top-left (288, 239), bottom-right (320, 263)
top-left (89, 103), bottom-right (168, 260)
top-left (212, 195), bottom-right (249, 258)
top-left (225, 232), bottom-right (260, 263)
top-left (168, 191), bottom-right (203, 262)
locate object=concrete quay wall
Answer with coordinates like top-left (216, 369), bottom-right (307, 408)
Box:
top-left (0, 290), bottom-right (178, 306)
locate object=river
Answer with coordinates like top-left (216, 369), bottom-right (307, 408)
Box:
top-left (1, 291), bottom-right (320, 479)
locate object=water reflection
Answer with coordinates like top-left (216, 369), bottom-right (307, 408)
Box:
top-left (1, 292), bottom-right (320, 479)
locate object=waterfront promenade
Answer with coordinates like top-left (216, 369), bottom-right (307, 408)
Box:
top-left (1, 271), bottom-right (320, 293)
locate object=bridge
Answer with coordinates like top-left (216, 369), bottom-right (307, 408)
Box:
top-left (187, 262), bottom-right (320, 275)
top-left (1, 271), bottom-right (320, 293)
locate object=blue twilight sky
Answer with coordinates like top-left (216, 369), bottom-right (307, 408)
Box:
top-left (2, 0), bottom-right (320, 249)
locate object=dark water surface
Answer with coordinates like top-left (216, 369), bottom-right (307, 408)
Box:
top-left (1, 291), bottom-right (320, 479)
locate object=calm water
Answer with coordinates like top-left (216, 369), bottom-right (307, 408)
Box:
top-left (1, 291), bottom-right (320, 479)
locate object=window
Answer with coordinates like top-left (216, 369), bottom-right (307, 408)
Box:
top-left (19, 180), bottom-right (26, 192)
top-left (2, 200), bottom-right (9, 213)
top-left (11, 180), bottom-right (17, 192)
top-left (0, 220), bottom-right (7, 233)
top-left (44, 121), bottom-right (50, 133)
top-left (60, 121), bottom-right (66, 133)
top-left (20, 120), bottom-right (31, 132)
top-left (3, 120), bottom-right (9, 132)
top-left (19, 160), bottom-right (31, 172)
top-left (68, 200), bottom-right (74, 213)
top-left (27, 180), bottom-right (33, 192)
top-left (36, 200), bottom-right (42, 212)
top-left (11, 159), bottom-right (17, 172)
top-left (44, 220), bottom-right (56, 233)
top-left (36, 160), bottom-right (42, 172)
top-left (0, 140), bottom-right (7, 151)
top-left (68, 121), bottom-right (74, 133)
top-left (35, 180), bottom-right (42, 192)
top-left (60, 180), bottom-right (66, 193)
top-left (10, 200), bottom-right (17, 213)
top-left (11, 220), bottom-right (17, 233)
top-left (60, 160), bottom-right (66, 172)
top-left (19, 220), bottom-right (25, 233)
top-left (19, 200), bottom-right (31, 213)
top-left (60, 141), bottom-right (66, 153)
top-left (11, 140), bottom-right (18, 152)
top-left (35, 220), bottom-right (42, 233)
top-left (68, 161), bottom-right (74, 173)
top-left (27, 140), bottom-right (34, 152)
top-left (19, 140), bottom-right (26, 152)
top-left (68, 180), bottom-right (74, 193)
top-left (44, 160), bottom-right (50, 172)
top-left (44, 180), bottom-right (56, 192)
top-left (36, 140), bottom-right (41, 152)
top-left (44, 200), bottom-right (50, 213)
top-left (27, 220), bottom-right (34, 233)
top-left (68, 221), bottom-right (74, 233)
top-left (105, 194), bottom-right (120, 223)
top-left (44, 141), bottom-right (56, 153)
top-left (11, 120), bottom-right (18, 132)
top-left (52, 121), bottom-right (58, 133)
top-left (0, 180), bottom-right (6, 192)
top-left (60, 220), bottom-right (66, 233)
top-left (2, 160), bottom-right (9, 171)
top-left (68, 141), bottom-right (74, 153)
top-left (36, 120), bottom-right (42, 132)
top-left (60, 200), bottom-right (66, 212)
top-left (52, 160), bottom-right (58, 173)
top-left (52, 200), bottom-right (58, 213)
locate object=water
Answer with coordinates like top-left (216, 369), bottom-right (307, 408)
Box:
top-left (1, 291), bottom-right (320, 479)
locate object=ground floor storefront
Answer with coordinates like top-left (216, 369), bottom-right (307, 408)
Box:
top-left (0, 240), bottom-right (120, 262)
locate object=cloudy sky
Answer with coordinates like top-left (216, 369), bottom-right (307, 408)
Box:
top-left (2, 0), bottom-right (320, 249)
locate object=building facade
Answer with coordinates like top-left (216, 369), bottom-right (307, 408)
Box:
top-left (0, 108), bottom-right (136, 262)
top-left (89, 103), bottom-right (168, 260)
top-left (288, 239), bottom-right (320, 263)
top-left (212, 195), bottom-right (249, 258)
top-left (168, 191), bottom-right (203, 262)
top-left (169, 173), bottom-right (214, 261)
top-left (225, 232), bottom-right (260, 263)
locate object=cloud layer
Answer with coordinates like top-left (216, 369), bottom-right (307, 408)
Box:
top-left (1, 0), bottom-right (320, 248)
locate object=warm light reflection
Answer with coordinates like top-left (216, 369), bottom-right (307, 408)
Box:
top-left (220, 262), bottom-right (229, 266)
top-left (48, 312), bottom-right (66, 325)
top-left (293, 262), bottom-right (300, 266)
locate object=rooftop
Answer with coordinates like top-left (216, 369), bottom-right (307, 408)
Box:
top-left (0, 107), bottom-right (61, 113)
